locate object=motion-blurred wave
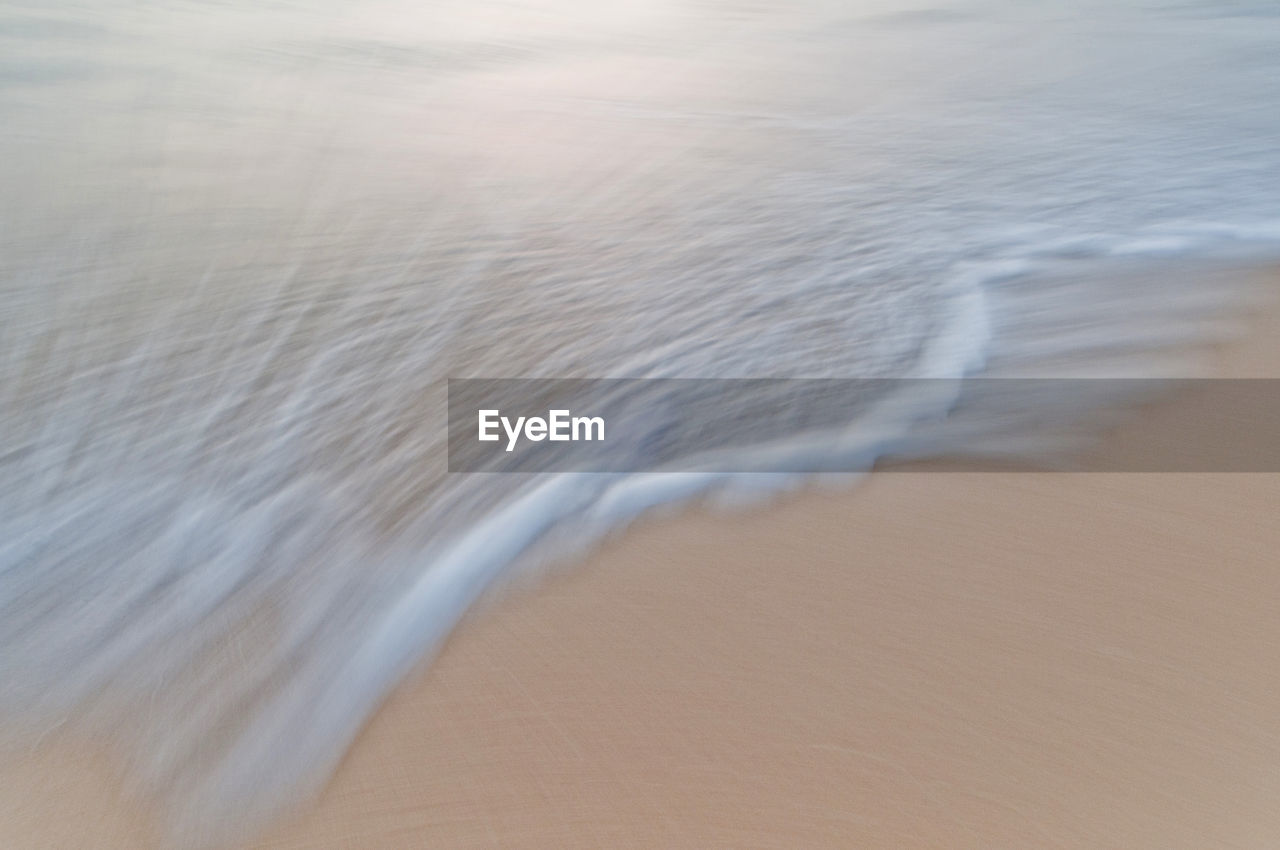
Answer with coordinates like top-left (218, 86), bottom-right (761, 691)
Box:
top-left (2, 0), bottom-right (1279, 842)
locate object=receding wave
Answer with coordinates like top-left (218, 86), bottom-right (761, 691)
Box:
top-left (1, 0), bottom-right (1278, 843)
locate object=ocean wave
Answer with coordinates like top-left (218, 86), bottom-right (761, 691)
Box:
top-left (3, 0), bottom-right (1280, 842)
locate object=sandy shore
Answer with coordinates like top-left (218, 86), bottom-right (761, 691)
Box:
top-left (3, 268), bottom-right (1280, 848)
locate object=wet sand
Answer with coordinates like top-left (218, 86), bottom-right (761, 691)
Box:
top-left (3, 271), bottom-right (1280, 848)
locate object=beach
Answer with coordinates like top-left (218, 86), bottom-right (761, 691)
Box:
top-left (3, 0), bottom-right (1280, 846)
top-left (2, 267), bottom-right (1277, 848)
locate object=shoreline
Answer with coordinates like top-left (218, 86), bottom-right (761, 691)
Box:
top-left (3, 264), bottom-right (1280, 848)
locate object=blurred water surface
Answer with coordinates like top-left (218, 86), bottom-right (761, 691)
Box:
top-left (1, 0), bottom-right (1279, 840)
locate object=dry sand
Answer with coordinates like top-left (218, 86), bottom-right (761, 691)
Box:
top-left (3, 269), bottom-right (1279, 849)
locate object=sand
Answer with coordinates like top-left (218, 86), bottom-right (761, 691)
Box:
top-left (3, 268), bottom-right (1280, 848)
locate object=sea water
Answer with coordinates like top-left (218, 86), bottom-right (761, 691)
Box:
top-left (1, 0), bottom-right (1278, 841)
